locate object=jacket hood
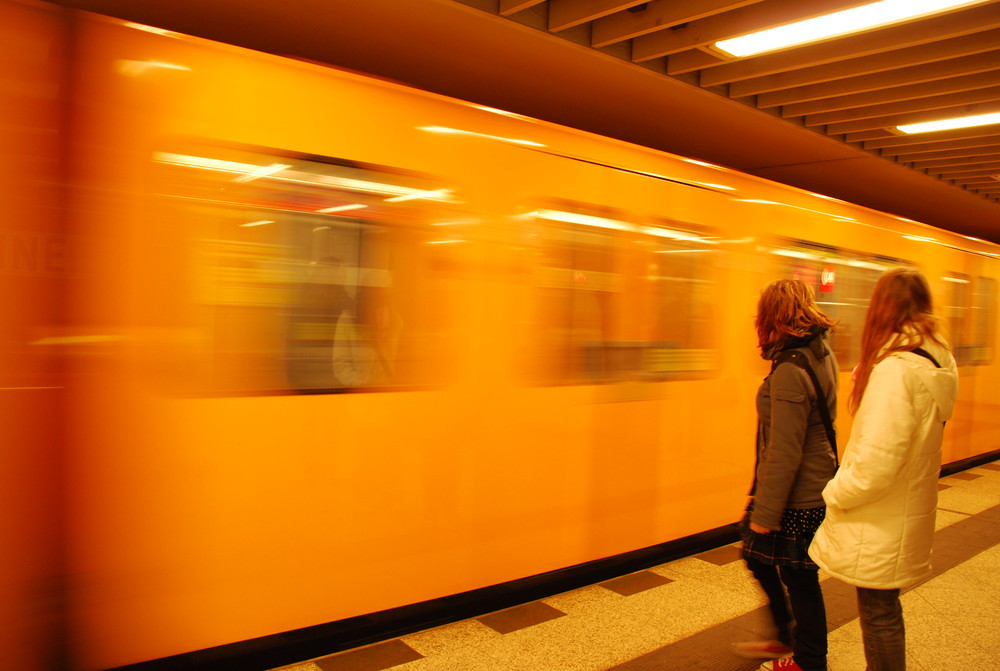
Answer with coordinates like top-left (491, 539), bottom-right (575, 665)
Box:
top-left (767, 325), bottom-right (829, 361)
top-left (887, 338), bottom-right (959, 422)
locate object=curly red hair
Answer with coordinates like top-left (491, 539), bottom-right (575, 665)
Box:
top-left (755, 279), bottom-right (835, 358)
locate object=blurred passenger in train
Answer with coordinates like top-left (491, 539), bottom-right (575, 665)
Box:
top-left (332, 275), bottom-right (402, 388)
top-left (810, 268), bottom-right (958, 671)
top-left (739, 279), bottom-right (839, 671)
top-left (286, 256), bottom-right (354, 389)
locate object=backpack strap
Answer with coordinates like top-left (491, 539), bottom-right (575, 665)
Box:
top-left (774, 350), bottom-right (839, 467)
top-left (911, 347), bottom-right (941, 368)
top-left (910, 347), bottom-right (946, 426)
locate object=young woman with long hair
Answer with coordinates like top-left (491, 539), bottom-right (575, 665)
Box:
top-left (739, 279), bottom-right (839, 671)
top-left (810, 268), bottom-right (959, 671)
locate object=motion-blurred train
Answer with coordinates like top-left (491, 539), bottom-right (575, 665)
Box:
top-left (3, 2), bottom-right (998, 669)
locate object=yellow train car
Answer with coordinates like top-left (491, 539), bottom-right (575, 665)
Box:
top-left (2, 4), bottom-right (998, 669)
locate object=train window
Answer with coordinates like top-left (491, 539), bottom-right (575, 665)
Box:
top-left (944, 272), bottom-right (973, 366)
top-left (521, 202), bottom-right (716, 385)
top-left (971, 276), bottom-right (996, 365)
top-left (524, 205), bottom-right (624, 385)
top-left (771, 240), bottom-right (904, 369)
top-left (151, 145), bottom-right (459, 394)
top-left (633, 219), bottom-right (716, 380)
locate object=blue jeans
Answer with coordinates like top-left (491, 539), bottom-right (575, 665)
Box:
top-left (857, 587), bottom-right (905, 671)
top-left (746, 557), bottom-right (828, 671)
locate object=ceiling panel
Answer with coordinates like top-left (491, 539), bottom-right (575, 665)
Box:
top-left (463, 0), bottom-right (1000, 218)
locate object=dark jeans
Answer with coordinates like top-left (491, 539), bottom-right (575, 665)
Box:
top-left (747, 557), bottom-right (827, 671)
top-left (857, 587), bottom-right (905, 671)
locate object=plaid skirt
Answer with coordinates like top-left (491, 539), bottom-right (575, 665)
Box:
top-left (739, 505), bottom-right (826, 570)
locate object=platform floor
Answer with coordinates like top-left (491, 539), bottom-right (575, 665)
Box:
top-left (274, 460), bottom-right (1000, 671)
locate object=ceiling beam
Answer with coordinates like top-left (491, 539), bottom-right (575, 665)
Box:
top-left (758, 50), bottom-right (1000, 108)
top-left (865, 129), bottom-right (1000, 150)
top-left (732, 29), bottom-right (1000, 96)
top-left (845, 130), bottom-right (897, 142)
top-left (953, 176), bottom-right (1000, 185)
top-left (929, 167), bottom-right (1000, 179)
top-left (593, 0), bottom-right (762, 48)
top-left (927, 160), bottom-right (1000, 175)
top-left (879, 135), bottom-right (1000, 157)
top-left (690, 4), bottom-right (1000, 85)
top-left (548, 0), bottom-right (647, 32)
top-left (896, 144), bottom-right (1000, 163)
top-left (802, 84), bottom-right (1000, 126)
top-left (917, 155), bottom-right (1000, 169)
top-left (500, 0), bottom-right (545, 15)
top-left (781, 71), bottom-right (1000, 118)
top-left (824, 101), bottom-right (1000, 134)
top-left (630, 0), bottom-right (871, 59)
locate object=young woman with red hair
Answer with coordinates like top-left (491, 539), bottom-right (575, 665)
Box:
top-left (739, 279), bottom-right (839, 671)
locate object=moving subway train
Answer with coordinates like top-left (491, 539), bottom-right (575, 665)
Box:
top-left (3, 2), bottom-right (999, 669)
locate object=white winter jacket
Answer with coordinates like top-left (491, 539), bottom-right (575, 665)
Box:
top-left (809, 338), bottom-right (958, 589)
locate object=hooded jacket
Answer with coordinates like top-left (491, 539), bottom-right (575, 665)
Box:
top-left (809, 337), bottom-right (958, 589)
top-left (751, 328), bottom-right (839, 531)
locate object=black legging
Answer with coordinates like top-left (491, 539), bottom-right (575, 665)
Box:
top-left (746, 556), bottom-right (828, 671)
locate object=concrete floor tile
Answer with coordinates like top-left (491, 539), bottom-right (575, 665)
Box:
top-left (544, 584), bottom-right (616, 612)
top-left (403, 619), bottom-right (499, 657)
top-left (933, 507), bottom-right (968, 530)
top-left (937, 486), bottom-right (1000, 516)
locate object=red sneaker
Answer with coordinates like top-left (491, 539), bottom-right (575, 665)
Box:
top-left (759, 656), bottom-right (805, 671)
top-left (734, 640), bottom-right (794, 659)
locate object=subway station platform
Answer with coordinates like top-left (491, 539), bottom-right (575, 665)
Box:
top-left (272, 461), bottom-right (1000, 671)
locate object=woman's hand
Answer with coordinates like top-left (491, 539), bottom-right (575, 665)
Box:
top-left (749, 521), bottom-right (772, 534)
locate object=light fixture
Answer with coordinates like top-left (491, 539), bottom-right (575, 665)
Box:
top-left (715, 0), bottom-right (988, 58)
top-left (241, 220), bottom-right (273, 227)
top-left (896, 111), bottom-right (1000, 134)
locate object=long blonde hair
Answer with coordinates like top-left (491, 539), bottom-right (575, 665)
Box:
top-left (755, 279), bottom-right (835, 358)
top-left (850, 267), bottom-right (946, 413)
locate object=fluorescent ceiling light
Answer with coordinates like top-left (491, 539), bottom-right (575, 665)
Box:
top-left (715, 0), bottom-right (987, 57)
top-left (241, 220), bottom-right (273, 227)
top-left (896, 111), bottom-right (1000, 134)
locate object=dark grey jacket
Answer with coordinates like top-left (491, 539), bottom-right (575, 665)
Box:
top-left (751, 330), bottom-right (839, 531)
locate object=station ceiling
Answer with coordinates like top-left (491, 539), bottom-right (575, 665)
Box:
top-left (52, 0), bottom-right (1000, 243)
